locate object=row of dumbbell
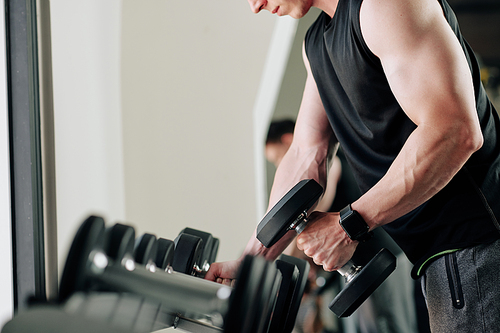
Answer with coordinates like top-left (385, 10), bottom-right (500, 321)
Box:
top-left (57, 215), bottom-right (310, 333)
top-left (120, 224), bottom-right (219, 278)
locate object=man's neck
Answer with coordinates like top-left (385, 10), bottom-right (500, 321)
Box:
top-left (313, 0), bottom-right (340, 18)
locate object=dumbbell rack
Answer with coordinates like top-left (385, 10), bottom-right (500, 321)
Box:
top-left (2, 215), bottom-right (310, 333)
top-left (63, 290), bottom-right (228, 333)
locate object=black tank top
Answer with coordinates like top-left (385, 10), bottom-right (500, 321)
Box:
top-left (305, 0), bottom-right (500, 278)
top-left (328, 148), bottom-right (361, 212)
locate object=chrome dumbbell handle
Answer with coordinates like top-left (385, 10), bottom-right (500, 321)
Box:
top-left (90, 251), bottom-right (232, 317)
top-left (336, 262), bottom-right (362, 283)
top-left (290, 211), bottom-right (309, 234)
top-left (193, 261), bottom-right (211, 278)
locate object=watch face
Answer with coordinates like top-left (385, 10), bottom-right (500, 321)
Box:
top-left (341, 208), bottom-right (369, 240)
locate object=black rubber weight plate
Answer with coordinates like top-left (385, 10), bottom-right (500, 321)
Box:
top-left (172, 233), bottom-right (203, 274)
top-left (328, 248), bottom-right (397, 317)
top-left (155, 238), bottom-right (175, 270)
top-left (224, 255), bottom-right (280, 333)
top-left (257, 179), bottom-right (323, 247)
top-left (59, 216), bottom-right (106, 302)
top-left (209, 237), bottom-right (220, 264)
top-left (259, 262), bottom-right (282, 333)
top-left (179, 227), bottom-right (214, 265)
top-left (268, 257), bottom-right (299, 333)
top-left (270, 254), bottom-right (311, 333)
top-left (134, 233), bottom-right (158, 266)
top-left (105, 223), bottom-right (135, 262)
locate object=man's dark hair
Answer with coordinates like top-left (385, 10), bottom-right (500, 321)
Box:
top-left (266, 119), bottom-right (296, 144)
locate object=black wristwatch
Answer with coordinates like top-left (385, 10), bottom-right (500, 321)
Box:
top-left (339, 204), bottom-right (373, 242)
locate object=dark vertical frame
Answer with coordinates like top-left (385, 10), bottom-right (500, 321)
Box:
top-left (6, 0), bottom-right (45, 310)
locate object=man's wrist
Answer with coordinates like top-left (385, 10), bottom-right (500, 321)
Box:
top-left (339, 204), bottom-right (373, 242)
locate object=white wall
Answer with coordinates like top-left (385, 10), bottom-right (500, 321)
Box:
top-left (50, 0), bottom-right (280, 271)
top-left (253, 16), bottom-right (299, 218)
top-left (120, 1), bottom-right (277, 261)
top-left (50, 0), bottom-right (125, 270)
top-left (0, 0), bottom-right (14, 325)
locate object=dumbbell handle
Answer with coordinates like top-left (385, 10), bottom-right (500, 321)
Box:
top-left (90, 250), bottom-right (232, 317)
top-left (292, 212), bottom-right (360, 283)
top-left (290, 211), bottom-right (309, 234)
top-left (193, 262), bottom-right (211, 278)
top-left (336, 262), bottom-right (362, 282)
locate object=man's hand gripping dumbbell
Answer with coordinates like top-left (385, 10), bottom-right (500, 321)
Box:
top-left (206, 179), bottom-right (396, 317)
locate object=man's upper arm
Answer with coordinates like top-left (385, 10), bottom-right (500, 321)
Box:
top-left (264, 43), bottom-right (333, 217)
top-left (359, 0), bottom-right (481, 137)
top-left (292, 42), bottom-right (335, 150)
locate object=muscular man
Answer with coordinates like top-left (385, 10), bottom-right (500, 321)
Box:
top-left (266, 119), bottom-right (422, 333)
top-left (207, 0), bottom-right (500, 331)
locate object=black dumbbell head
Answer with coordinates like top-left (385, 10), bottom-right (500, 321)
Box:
top-left (209, 237), bottom-right (220, 264)
top-left (104, 223), bottom-right (136, 262)
top-left (179, 227), bottom-right (214, 265)
top-left (225, 255), bottom-right (281, 333)
top-left (134, 233), bottom-right (158, 266)
top-left (59, 216), bottom-right (106, 302)
top-left (257, 179), bottom-right (323, 247)
top-left (172, 233), bottom-right (203, 274)
top-left (155, 238), bottom-right (175, 270)
top-left (269, 254), bottom-right (310, 333)
top-left (328, 248), bottom-right (397, 317)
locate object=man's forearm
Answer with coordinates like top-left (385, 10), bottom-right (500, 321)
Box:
top-left (241, 229), bottom-right (297, 261)
top-left (268, 143), bottom-right (330, 209)
top-left (243, 142), bottom-right (330, 261)
top-left (352, 121), bottom-right (482, 230)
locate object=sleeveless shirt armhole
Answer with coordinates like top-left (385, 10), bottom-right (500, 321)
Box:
top-left (351, 0), bottom-right (382, 65)
top-left (304, 12), bottom-right (324, 68)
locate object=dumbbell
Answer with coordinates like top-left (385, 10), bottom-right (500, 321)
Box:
top-left (105, 226), bottom-right (188, 329)
top-left (172, 232), bottom-right (205, 276)
top-left (58, 216), bottom-right (282, 333)
top-left (173, 228), bottom-right (309, 332)
top-left (170, 228), bottom-right (309, 332)
top-left (169, 227), bottom-right (309, 332)
top-left (132, 231), bottom-right (209, 279)
top-left (178, 228), bottom-right (219, 272)
top-left (108, 227), bottom-right (223, 328)
top-left (256, 179), bottom-right (397, 317)
top-left (133, 230), bottom-right (200, 275)
top-left (131, 228), bottom-right (220, 281)
top-left (103, 222), bottom-right (175, 273)
top-left (158, 227), bottom-right (307, 332)
top-left (172, 227), bottom-right (220, 277)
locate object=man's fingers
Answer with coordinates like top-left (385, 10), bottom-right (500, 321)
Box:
top-left (205, 262), bottom-right (223, 282)
top-left (205, 260), bottom-right (241, 283)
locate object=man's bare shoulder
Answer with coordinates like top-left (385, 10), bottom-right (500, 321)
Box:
top-left (360, 0), bottom-right (443, 58)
